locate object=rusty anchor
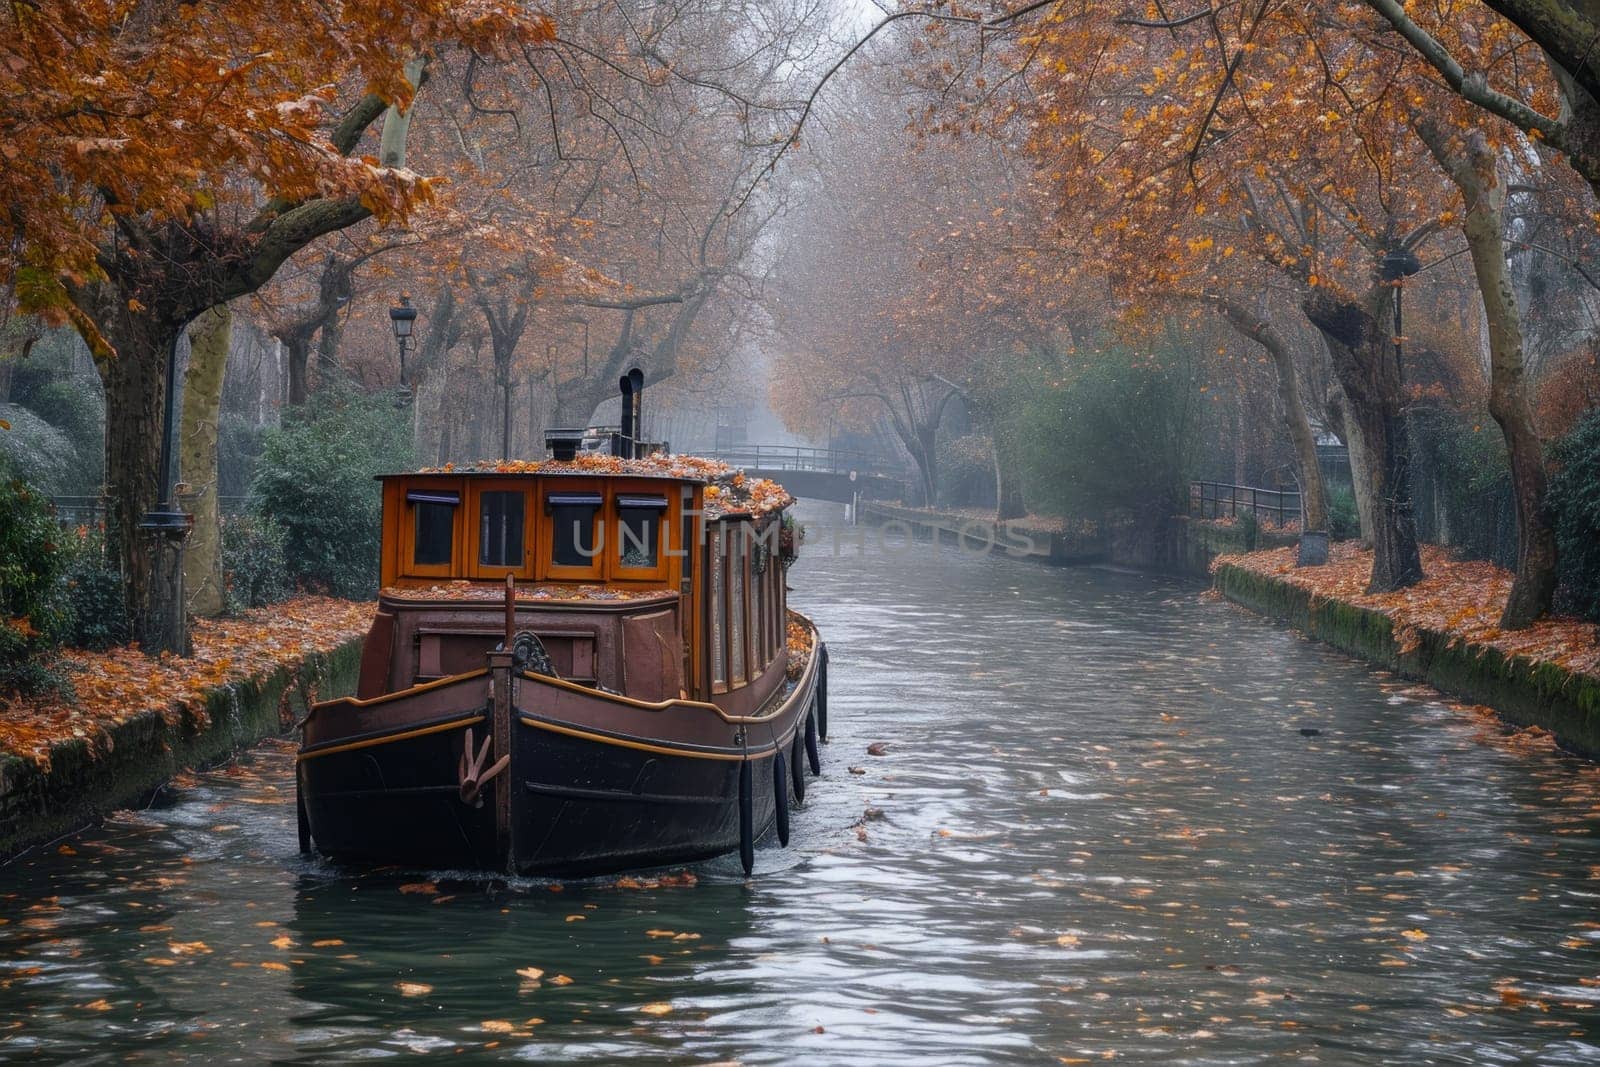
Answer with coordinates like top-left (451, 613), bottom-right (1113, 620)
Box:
top-left (458, 725), bottom-right (510, 808)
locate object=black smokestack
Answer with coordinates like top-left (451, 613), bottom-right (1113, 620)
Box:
top-left (618, 372), bottom-right (636, 458)
top-left (628, 367), bottom-right (645, 456)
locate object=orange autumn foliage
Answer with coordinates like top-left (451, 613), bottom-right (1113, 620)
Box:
top-left (0, 598), bottom-right (373, 768)
top-left (1215, 543), bottom-right (1600, 677)
top-left (0, 0), bottom-right (552, 328)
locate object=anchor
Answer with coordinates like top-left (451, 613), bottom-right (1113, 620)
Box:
top-left (458, 724), bottom-right (510, 808)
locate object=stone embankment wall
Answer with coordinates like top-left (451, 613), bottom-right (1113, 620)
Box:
top-left (1214, 562), bottom-right (1600, 757)
top-left (0, 637), bottom-right (363, 859)
top-left (857, 502), bottom-right (1296, 578)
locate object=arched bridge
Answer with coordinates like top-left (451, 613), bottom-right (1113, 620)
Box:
top-left (703, 445), bottom-right (908, 504)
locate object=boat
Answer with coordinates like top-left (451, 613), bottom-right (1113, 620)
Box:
top-left (294, 380), bottom-right (828, 877)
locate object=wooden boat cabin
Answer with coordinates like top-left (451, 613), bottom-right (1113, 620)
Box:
top-left (297, 443), bottom-right (827, 878)
top-left (356, 460), bottom-right (795, 711)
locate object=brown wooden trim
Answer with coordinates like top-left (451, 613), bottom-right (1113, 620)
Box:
top-left (395, 476), bottom-right (467, 580)
top-left (298, 713), bottom-right (485, 760)
top-left (537, 477), bottom-right (607, 582)
top-left (467, 478), bottom-right (536, 581)
top-left (309, 668), bottom-right (490, 712)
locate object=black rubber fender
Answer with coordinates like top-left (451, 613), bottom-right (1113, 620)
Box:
top-left (773, 751), bottom-right (790, 847)
top-left (296, 774), bottom-right (312, 855)
top-left (738, 760), bottom-right (754, 876)
top-left (804, 707), bottom-right (821, 776)
top-left (791, 733), bottom-right (807, 802)
top-left (815, 643), bottom-right (829, 740)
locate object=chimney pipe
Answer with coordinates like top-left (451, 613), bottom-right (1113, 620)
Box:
top-left (617, 373), bottom-right (635, 458)
top-left (628, 367), bottom-right (645, 456)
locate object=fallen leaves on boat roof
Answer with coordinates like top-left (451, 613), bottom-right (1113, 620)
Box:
top-left (413, 453), bottom-right (795, 519)
top-left (382, 583), bottom-right (663, 603)
top-left (1215, 542), bottom-right (1600, 678)
top-left (418, 452), bottom-right (732, 481)
top-left (0, 598), bottom-right (372, 768)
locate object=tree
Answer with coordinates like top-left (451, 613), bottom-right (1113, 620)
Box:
top-left (1417, 120), bottom-right (1559, 628)
top-left (0, 1), bottom-right (550, 650)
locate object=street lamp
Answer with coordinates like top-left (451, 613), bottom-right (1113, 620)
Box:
top-left (389, 295), bottom-right (417, 407)
top-left (137, 323), bottom-right (196, 655)
top-left (1379, 245), bottom-right (1422, 384)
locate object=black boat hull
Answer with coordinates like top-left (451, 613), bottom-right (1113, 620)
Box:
top-left (298, 642), bottom-right (826, 876)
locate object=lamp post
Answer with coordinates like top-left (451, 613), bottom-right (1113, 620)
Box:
top-left (137, 324), bottom-right (196, 656)
top-left (1379, 245), bottom-right (1421, 384)
top-left (389, 295), bottom-right (417, 407)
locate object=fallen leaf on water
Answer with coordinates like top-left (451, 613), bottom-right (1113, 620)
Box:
top-left (481, 1020), bottom-right (515, 1033)
top-left (82, 999), bottom-right (112, 1011)
top-left (1401, 929), bottom-right (1428, 942)
top-left (866, 743), bottom-right (889, 756)
top-left (270, 935), bottom-right (294, 950)
top-left (516, 967), bottom-right (545, 981)
top-left (1056, 934), bottom-right (1081, 947)
top-left (640, 1002), bottom-right (673, 1015)
top-left (168, 941), bottom-right (211, 956)
top-left (399, 882), bottom-right (437, 895)
top-left (565, 915), bottom-right (585, 922)
top-left (396, 981), bottom-right (433, 997)
top-left (260, 961), bottom-right (290, 972)
top-left (848, 766), bottom-right (865, 775)
top-left (312, 939), bottom-right (344, 948)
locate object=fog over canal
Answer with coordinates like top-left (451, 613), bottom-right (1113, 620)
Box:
top-left (3, 501), bottom-right (1598, 1064)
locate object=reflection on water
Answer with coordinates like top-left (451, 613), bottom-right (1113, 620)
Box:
top-left (3, 502), bottom-right (1600, 1064)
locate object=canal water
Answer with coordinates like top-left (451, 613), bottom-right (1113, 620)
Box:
top-left (3, 502), bottom-right (1599, 1064)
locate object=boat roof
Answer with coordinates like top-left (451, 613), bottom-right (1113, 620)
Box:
top-left (382, 453), bottom-right (795, 519)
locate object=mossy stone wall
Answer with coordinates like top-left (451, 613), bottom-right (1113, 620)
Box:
top-left (1215, 563), bottom-right (1600, 757)
top-left (0, 636), bottom-right (364, 860)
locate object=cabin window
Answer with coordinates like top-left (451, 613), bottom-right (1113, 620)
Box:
top-left (408, 489), bottom-right (458, 567)
top-left (728, 525), bottom-right (747, 685)
top-left (708, 525), bottom-right (726, 689)
top-left (616, 494), bottom-right (667, 571)
top-left (479, 491), bottom-right (526, 568)
top-left (548, 492), bottom-right (603, 568)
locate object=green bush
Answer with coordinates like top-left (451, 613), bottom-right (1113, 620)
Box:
top-left (219, 413), bottom-right (266, 497)
top-left (1409, 407), bottom-right (1515, 567)
top-left (247, 388), bottom-right (413, 599)
top-left (60, 527), bottom-right (127, 651)
top-left (1235, 508), bottom-right (1260, 551)
top-left (0, 402), bottom-right (79, 495)
top-left (0, 459), bottom-right (71, 696)
top-left (1548, 409), bottom-right (1600, 624)
top-left (1327, 486), bottom-right (1360, 542)
top-left (1016, 345), bottom-right (1206, 526)
top-left (937, 433), bottom-right (995, 510)
top-left (16, 377), bottom-right (104, 494)
top-left (222, 515), bottom-right (292, 612)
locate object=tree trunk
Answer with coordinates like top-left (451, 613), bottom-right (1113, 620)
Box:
top-left (94, 311), bottom-right (178, 650)
top-left (1304, 289), bottom-right (1424, 591)
top-left (179, 305), bottom-right (231, 618)
top-left (992, 432), bottom-right (1026, 520)
top-left (1214, 301), bottom-right (1329, 531)
top-left (1421, 122), bottom-right (1558, 628)
top-left (285, 333), bottom-right (311, 407)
